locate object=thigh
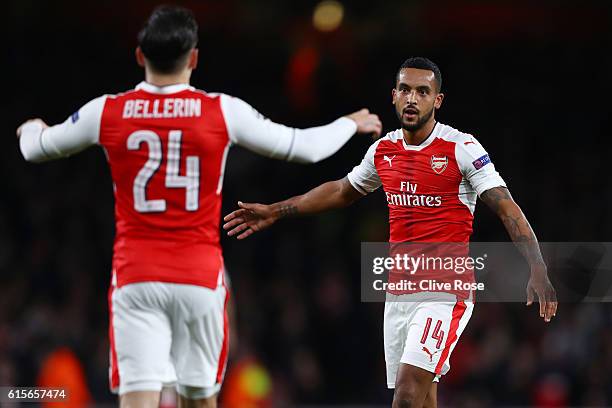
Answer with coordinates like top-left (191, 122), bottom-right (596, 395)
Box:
top-left (383, 299), bottom-right (413, 389)
top-left (170, 283), bottom-right (229, 398)
top-left (111, 283), bottom-right (175, 395)
top-left (402, 298), bottom-right (474, 377)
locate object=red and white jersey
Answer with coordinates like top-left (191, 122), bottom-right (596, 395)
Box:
top-left (347, 123), bottom-right (506, 243)
top-left (20, 82), bottom-right (357, 289)
top-left (348, 123), bottom-right (505, 297)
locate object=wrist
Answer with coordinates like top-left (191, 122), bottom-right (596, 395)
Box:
top-left (530, 262), bottom-right (547, 275)
top-left (271, 202), bottom-right (298, 220)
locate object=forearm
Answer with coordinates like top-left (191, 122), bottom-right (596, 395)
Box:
top-left (221, 95), bottom-right (358, 163)
top-left (481, 187), bottom-right (545, 268)
top-left (287, 118), bottom-right (357, 163)
top-left (270, 178), bottom-right (360, 219)
top-left (480, 188), bottom-right (557, 320)
top-left (499, 204), bottom-right (545, 267)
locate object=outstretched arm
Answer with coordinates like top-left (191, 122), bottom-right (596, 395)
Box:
top-left (480, 186), bottom-right (557, 322)
top-left (223, 177), bottom-right (363, 239)
top-left (17, 96), bottom-right (106, 162)
top-left (221, 95), bottom-right (382, 163)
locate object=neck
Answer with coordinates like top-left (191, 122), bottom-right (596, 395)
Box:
top-left (144, 69), bottom-right (191, 87)
top-left (402, 118), bottom-right (436, 146)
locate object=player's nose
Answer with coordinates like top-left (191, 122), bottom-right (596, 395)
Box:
top-left (406, 90), bottom-right (418, 103)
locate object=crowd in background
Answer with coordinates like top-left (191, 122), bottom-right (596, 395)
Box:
top-left (2, 0), bottom-right (612, 406)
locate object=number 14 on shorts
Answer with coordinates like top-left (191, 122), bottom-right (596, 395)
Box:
top-left (420, 317), bottom-right (445, 361)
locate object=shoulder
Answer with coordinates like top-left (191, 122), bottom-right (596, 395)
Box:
top-left (105, 87), bottom-right (139, 101)
top-left (191, 88), bottom-right (224, 102)
top-left (373, 129), bottom-right (402, 150)
top-left (214, 94), bottom-right (268, 124)
top-left (435, 123), bottom-right (478, 145)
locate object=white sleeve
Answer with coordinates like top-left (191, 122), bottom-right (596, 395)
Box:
top-left (455, 136), bottom-right (506, 196)
top-left (220, 94), bottom-right (357, 163)
top-left (346, 141), bottom-right (381, 195)
top-left (19, 95), bottom-right (106, 162)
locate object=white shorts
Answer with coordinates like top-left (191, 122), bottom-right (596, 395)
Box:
top-left (108, 279), bottom-right (229, 397)
top-left (384, 292), bottom-right (474, 388)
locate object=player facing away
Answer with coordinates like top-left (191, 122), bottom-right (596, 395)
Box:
top-left (16, 6), bottom-right (382, 408)
top-left (223, 57), bottom-right (558, 407)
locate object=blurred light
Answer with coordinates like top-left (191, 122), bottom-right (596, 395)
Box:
top-left (312, 1), bottom-right (344, 32)
top-left (222, 358), bottom-right (273, 408)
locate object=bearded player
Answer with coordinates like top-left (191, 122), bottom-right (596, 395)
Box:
top-left (223, 57), bottom-right (557, 407)
top-left (16, 6), bottom-right (382, 408)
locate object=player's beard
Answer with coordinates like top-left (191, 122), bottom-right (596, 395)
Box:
top-left (397, 105), bottom-right (434, 132)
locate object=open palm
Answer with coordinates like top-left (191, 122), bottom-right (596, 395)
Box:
top-left (223, 202), bottom-right (277, 240)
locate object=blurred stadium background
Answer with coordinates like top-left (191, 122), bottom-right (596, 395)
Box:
top-left (2, 0), bottom-right (612, 406)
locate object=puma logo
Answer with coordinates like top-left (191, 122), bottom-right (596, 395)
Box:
top-left (464, 140), bottom-right (475, 146)
top-left (383, 155), bottom-right (396, 167)
top-left (422, 346), bottom-right (441, 362)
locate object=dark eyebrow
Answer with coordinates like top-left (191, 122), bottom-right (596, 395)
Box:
top-left (397, 83), bottom-right (432, 92)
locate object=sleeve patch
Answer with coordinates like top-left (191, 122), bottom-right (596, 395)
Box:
top-left (472, 154), bottom-right (491, 170)
top-left (71, 111), bottom-right (80, 123)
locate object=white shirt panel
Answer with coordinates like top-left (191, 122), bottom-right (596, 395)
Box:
top-left (20, 95), bottom-right (106, 162)
top-left (219, 94), bottom-right (357, 163)
top-left (346, 137), bottom-right (383, 195)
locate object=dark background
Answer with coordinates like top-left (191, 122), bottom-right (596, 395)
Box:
top-left (2, 0), bottom-right (612, 406)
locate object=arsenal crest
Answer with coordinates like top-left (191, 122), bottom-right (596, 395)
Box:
top-left (430, 155), bottom-right (448, 174)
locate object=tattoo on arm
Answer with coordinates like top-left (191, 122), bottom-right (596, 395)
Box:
top-left (481, 187), bottom-right (545, 266)
top-left (277, 204), bottom-right (298, 218)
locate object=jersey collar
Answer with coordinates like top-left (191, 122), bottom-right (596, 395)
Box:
top-left (136, 81), bottom-right (195, 94)
top-left (400, 122), bottom-right (441, 151)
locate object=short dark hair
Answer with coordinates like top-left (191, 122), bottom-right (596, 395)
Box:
top-left (138, 5), bottom-right (199, 74)
top-left (396, 57), bottom-right (442, 92)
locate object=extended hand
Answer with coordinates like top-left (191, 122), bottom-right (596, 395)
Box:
top-left (526, 265), bottom-right (558, 322)
top-left (223, 202), bottom-right (277, 240)
top-left (346, 109), bottom-right (383, 139)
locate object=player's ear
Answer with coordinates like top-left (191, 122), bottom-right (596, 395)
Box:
top-left (434, 92), bottom-right (444, 109)
top-left (135, 47), bottom-right (146, 68)
top-left (392, 88), bottom-right (398, 104)
top-left (188, 48), bottom-right (199, 70)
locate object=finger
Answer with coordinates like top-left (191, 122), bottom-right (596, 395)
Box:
top-left (546, 290), bottom-right (558, 320)
top-left (237, 228), bottom-right (254, 240)
top-left (223, 209), bottom-right (246, 222)
top-left (550, 290), bottom-right (558, 317)
top-left (227, 223), bottom-right (249, 237)
top-left (238, 201), bottom-right (256, 210)
top-left (373, 123), bottom-right (383, 137)
top-left (526, 287), bottom-right (534, 306)
top-left (537, 292), bottom-right (546, 318)
top-left (545, 301), bottom-right (556, 322)
top-left (365, 122), bottom-right (382, 137)
top-left (223, 218), bottom-right (244, 230)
